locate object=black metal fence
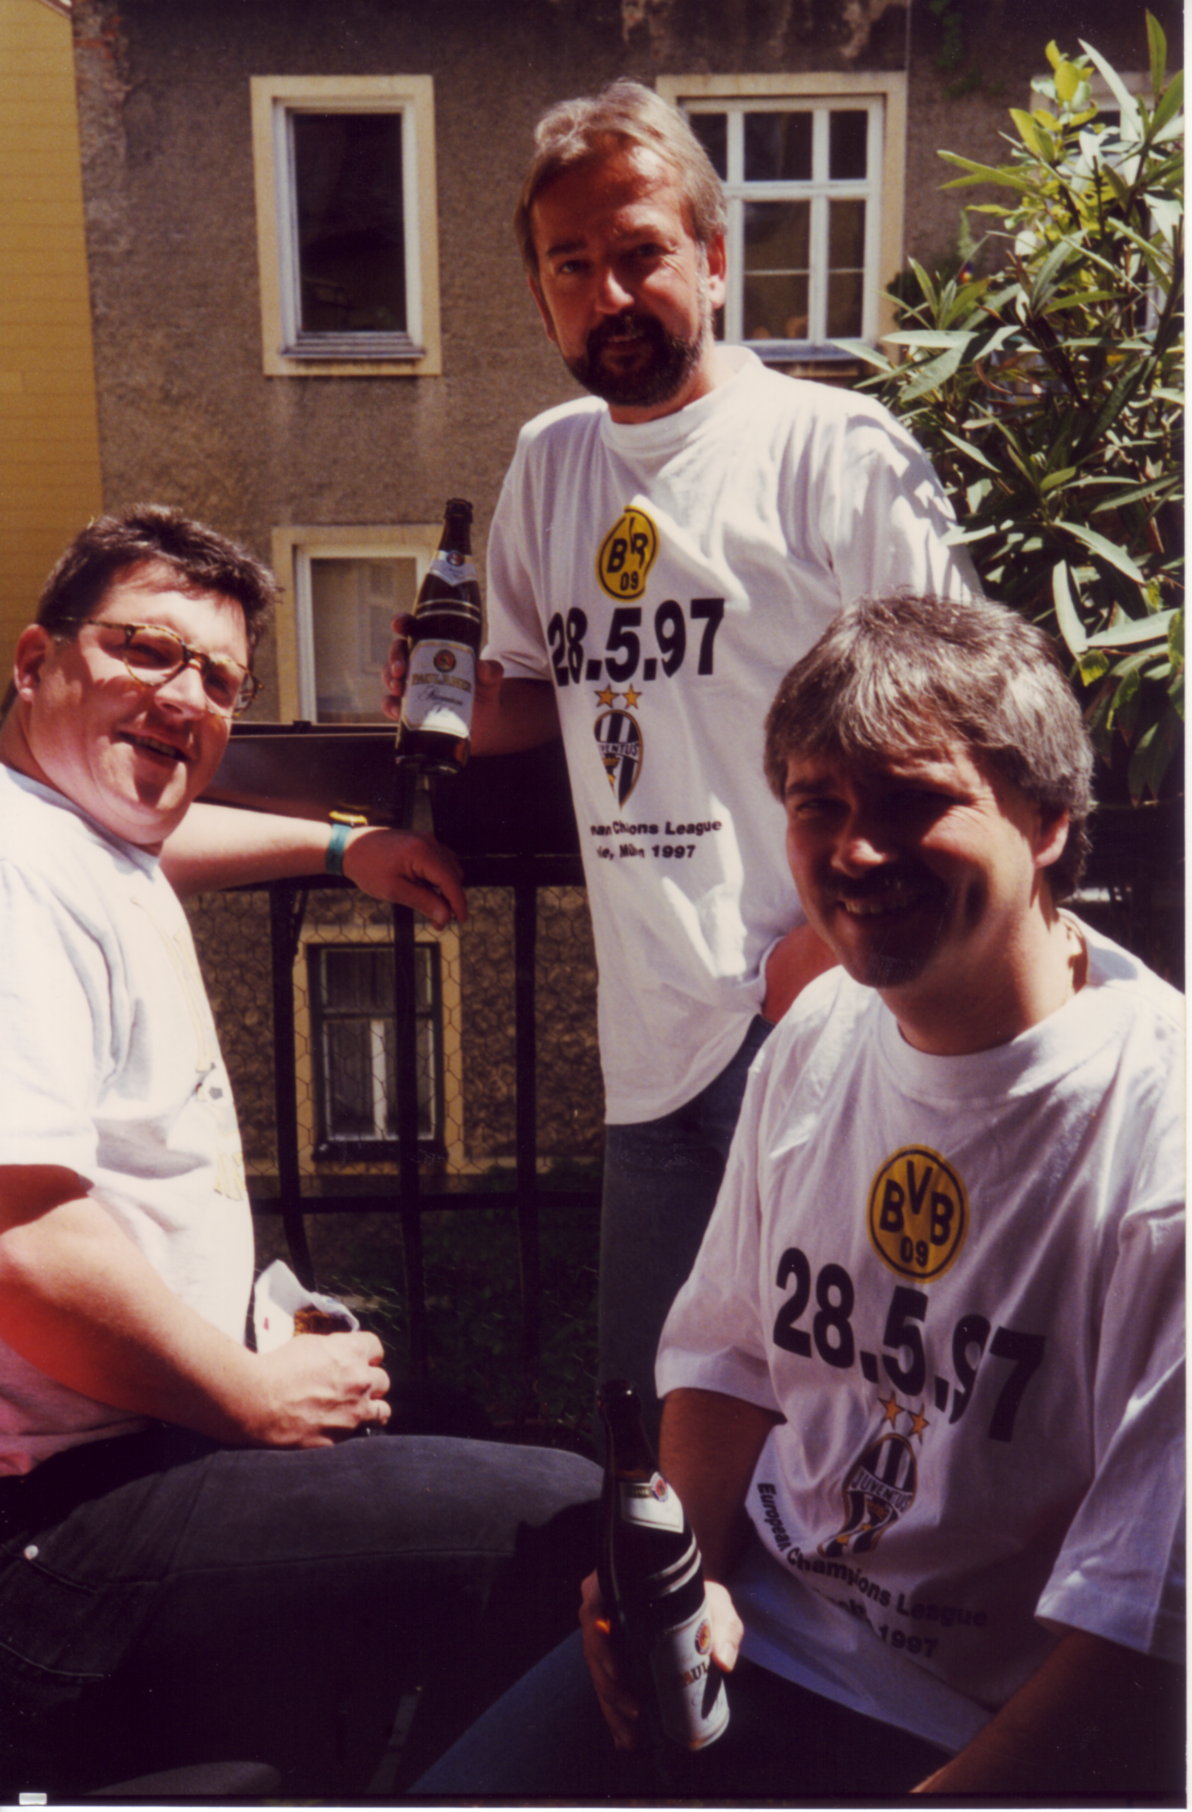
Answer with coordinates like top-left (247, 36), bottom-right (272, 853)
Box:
top-left (194, 732), bottom-right (604, 1445)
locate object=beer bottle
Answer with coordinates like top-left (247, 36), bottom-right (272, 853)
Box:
top-left (597, 1378), bottom-right (729, 1768)
top-left (395, 497), bottom-right (481, 778)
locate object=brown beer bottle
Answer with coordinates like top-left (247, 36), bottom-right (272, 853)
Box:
top-left (597, 1378), bottom-right (729, 1770)
top-left (395, 498), bottom-right (481, 777)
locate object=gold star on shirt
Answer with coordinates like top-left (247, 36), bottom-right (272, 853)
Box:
top-left (878, 1392), bottom-right (902, 1427)
top-left (595, 685), bottom-right (617, 708)
top-left (909, 1406), bottom-right (930, 1441)
top-left (622, 685), bottom-right (642, 710)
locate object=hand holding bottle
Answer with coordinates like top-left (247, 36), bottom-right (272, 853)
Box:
top-left (383, 613), bottom-right (504, 726)
top-left (579, 1568), bottom-right (742, 1752)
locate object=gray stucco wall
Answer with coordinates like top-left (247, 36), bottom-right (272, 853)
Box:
top-left (71, 0), bottom-right (1175, 706)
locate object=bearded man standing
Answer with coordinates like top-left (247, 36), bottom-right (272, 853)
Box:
top-left (388, 82), bottom-right (979, 1431)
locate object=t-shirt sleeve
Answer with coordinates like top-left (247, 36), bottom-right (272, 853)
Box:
top-left (656, 1045), bottom-right (785, 1414)
top-left (0, 860), bottom-right (109, 1181)
top-left (829, 402), bottom-right (982, 607)
top-left (1037, 1189), bottom-right (1185, 1663)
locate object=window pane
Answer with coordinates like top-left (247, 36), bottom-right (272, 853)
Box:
top-left (320, 945), bottom-right (390, 1010)
top-left (743, 272), bottom-right (810, 342)
top-left (745, 199), bottom-right (810, 270)
top-left (744, 111), bottom-right (812, 182)
top-left (828, 110), bottom-right (868, 180)
top-left (310, 554), bottom-right (418, 724)
top-left (827, 270), bottom-right (864, 337)
top-left (292, 112), bottom-right (406, 333)
top-left (829, 198), bottom-right (866, 268)
top-left (690, 110), bottom-right (727, 178)
top-left (324, 1019), bottom-right (377, 1137)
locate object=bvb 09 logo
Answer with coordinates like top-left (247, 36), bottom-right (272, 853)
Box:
top-left (867, 1145), bottom-right (968, 1281)
top-left (597, 506), bottom-right (659, 600)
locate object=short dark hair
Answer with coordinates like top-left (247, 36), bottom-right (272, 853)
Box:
top-left (514, 80), bottom-right (726, 280)
top-left (35, 505), bottom-right (278, 655)
top-left (763, 593), bottom-right (1095, 899)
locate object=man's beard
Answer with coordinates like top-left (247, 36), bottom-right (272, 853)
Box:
top-left (566, 309), bottom-right (706, 409)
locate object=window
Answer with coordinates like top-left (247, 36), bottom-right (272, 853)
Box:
top-left (657, 74), bottom-right (906, 359)
top-left (251, 76), bottom-right (441, 376)
top-left (271, 524), bottom-right (442, 722)
top-left (309, 942), bottom-right (443, 1155)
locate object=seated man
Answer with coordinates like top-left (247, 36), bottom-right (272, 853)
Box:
top-left (415, 591), bottom-right (1184, 1800)
top-left (0, 507), bottom-right (599, 1798)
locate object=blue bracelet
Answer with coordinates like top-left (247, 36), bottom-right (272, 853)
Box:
top-left (325, 819), bottom-right (354, 875)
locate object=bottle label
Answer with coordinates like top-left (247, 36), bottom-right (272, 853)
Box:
top-left (650, 1597), bottom-right (730, 1750)
top-left (618, 1473), bottom-right (685, 1534)
top-left (405, 638), bottom-right (477, 736)
top-left (429, 550), bottom-right (478, 587)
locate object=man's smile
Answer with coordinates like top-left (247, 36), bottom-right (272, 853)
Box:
top-left (117, 728), bottom-right (193, 764)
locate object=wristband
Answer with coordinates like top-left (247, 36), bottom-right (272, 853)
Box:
top-left (325, 812), bottom-right (368, 875)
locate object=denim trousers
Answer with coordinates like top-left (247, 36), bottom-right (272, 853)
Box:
top-left (0, 1423), bottom-right (599, 1798)
top-left (598, 1014), bottom-right (772, 1441)
top-left (411, 1625), bottom-right (949, 1800)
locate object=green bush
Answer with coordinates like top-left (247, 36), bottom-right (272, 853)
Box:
top-left (845, 15), bottom-right (1183, 802)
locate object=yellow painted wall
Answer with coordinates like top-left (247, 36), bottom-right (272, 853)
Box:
top-left (0, 0), bottom-right (101, 670)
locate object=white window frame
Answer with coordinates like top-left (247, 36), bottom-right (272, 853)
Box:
top-left (657, 73), bottom-right (906, 360)
top-left (270, 524), bottom-right (443, 721)
top-left (251, 75), bottom-right (441, 377)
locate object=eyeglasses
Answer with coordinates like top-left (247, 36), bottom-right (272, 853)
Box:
top-left (60, 618), bottom-right (262, 717)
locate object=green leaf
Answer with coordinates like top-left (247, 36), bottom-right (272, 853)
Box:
top-left (900, 342), bottom-right (970, 400)
top-left (1078, 40), bottom-right (1143, 136)
top-left (1011, 108), bottom-right (1055, 163)
top-left (1052, 562), bottom-right (1089, 653)
top-left (939, 152), bottom-right (1039, 196)
top-left (1086, 609), bottom-right (1179, 649)
top-left (1054, 59), bottom-right (1084, 105)
top-left (1056, 522), bottom-right (1147, 584)
top-left (1077, 648), bottom-right (1111, 683)
top-left (882, 330), bottom-right (974, 349)
top-left (1146, 11), bottom-right (1168, 95)
top-left (1149, 70), bottom-right (1183, 138)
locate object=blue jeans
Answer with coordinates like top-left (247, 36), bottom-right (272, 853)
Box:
top-left (412, 1627), bottom-right (949, 1799)
top-left (0, 1424), bottom-right (598, 1798)
top-left (598, 1015), bottom-right (772, 1441)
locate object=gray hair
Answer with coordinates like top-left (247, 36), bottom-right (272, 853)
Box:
top-left (514, 79), bottom-right (726, 279)
top-left (763, 593), bottom-right (1095, 899)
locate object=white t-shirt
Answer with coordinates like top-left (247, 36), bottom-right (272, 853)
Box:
top-left (0, 766), bottom-right (253, 1475)
top-left (487, 349), bottom-right (977, 1120)
top-left (657, 920), bottom-right (1184, 1753)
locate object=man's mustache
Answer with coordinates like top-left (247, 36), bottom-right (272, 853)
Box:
top-left (827, 866), bottom-right (945, 905)
top-left (587, 311), bottom-right (665, 353)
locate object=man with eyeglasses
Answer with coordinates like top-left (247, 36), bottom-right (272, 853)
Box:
top-left (0, 507), bottom-right (600, 1798)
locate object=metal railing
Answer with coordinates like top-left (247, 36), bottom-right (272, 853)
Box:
top-left (197, 729), bottom-right (602, 1436)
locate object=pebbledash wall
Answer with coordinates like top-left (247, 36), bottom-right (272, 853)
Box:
top-left (64, 0), bottom-right (1176, 1202)
top-left (68, 0), bottom-right (1170, 712)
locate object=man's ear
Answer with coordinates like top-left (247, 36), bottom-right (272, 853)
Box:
top-left (527, 272), bottom-right (559, 347)
top-left (703, 232), bottom-right (728, 312)
top-left (12, 626), bottom-right (53, 702)
top-left (1034, 808), bottom-right (1071, 873)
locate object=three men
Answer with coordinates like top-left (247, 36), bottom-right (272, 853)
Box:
top-left (388, 81), bottom-right (978, 1428)
top-left (0, 508), bottom-right (599, 1797)
top-left (415, 593), bottom-right (1184, 1800)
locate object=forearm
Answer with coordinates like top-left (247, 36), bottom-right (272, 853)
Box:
top-left (659, 1386), bottom-right (780, 1580)
top-left (160, 804), bottom-right (466, 927)
top-left (914, 1629), bottom-right (1183, 1797)
top-left (472, 676), bottom-right (560, 756)
top-left (0, 1184), bottom-right (264, 1442)
top-left (161, 801), bottom-right (338, 894)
